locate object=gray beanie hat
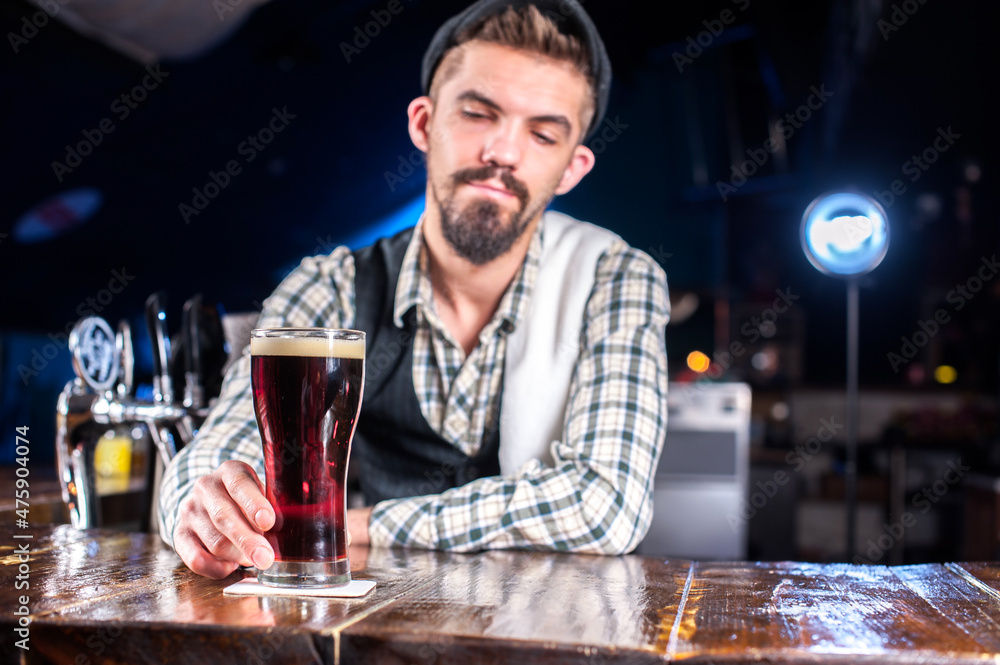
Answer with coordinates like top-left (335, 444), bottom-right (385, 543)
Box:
top-left (420, 0), bottom-right (612, 140)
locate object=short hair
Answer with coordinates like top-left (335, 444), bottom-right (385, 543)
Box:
top-left (429, 5), bottom-right (596, 134)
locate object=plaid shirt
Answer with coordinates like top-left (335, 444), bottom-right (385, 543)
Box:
top-left (159, 218), bottom-right (669, 555)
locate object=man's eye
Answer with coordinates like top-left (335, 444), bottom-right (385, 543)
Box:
top-left (461, 110), bottom-right (489, 120)
top-left (534, 133), bottom-right (556, 145)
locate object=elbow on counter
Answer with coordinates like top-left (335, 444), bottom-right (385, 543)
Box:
top-left (569, 486), bottom-right (655, 556)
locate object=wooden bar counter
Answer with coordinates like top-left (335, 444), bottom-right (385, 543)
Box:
top-left (2, 523), bottom-right (1000, 664)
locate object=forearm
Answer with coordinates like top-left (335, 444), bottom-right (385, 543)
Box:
top-left (368, 455), bottom-right (657, 553)
top-left (368, 245), bottom-right (669, 554)
top-left (369, 327), bottom-right (668, 553)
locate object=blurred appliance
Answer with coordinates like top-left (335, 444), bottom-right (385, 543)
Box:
top-left (55, 292), bottom-right (231, 533)
top-left (637, 381), bottom-right (751, 559)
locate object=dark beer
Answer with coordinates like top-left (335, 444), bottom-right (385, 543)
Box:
top-left (250, 331), bottom-right (364, 586)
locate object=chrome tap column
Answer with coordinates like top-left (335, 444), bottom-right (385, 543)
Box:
top-left (55, 294), bottom-right (215, 532)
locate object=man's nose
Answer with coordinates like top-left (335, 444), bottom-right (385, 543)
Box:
top-left (481, 125), bottom-right (521, 168)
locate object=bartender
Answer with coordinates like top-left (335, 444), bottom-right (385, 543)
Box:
top-left (159, 0), bottom-right (670, 578)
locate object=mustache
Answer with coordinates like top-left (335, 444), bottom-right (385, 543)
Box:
top-left (451, 166), bottom-right (529, 205)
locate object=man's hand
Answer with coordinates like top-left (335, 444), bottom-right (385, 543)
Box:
top-left (173, 460), bottom-right (275, 579)
top-left (347, 506), bottom-right (374, 547)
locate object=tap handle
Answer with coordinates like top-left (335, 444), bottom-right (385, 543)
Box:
top-left (68, 317), bottom-right (119, 394)
top-left (145, 291), bottom-right (173, 403)
top-left (116, 319), bottom-right (135, 398)
top-left (181, 294), bottom-right (205, 408)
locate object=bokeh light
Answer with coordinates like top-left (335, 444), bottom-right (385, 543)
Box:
top-left (687, 350), bottom-right (711, 373)
top-left (934, 365), bottom-right (957, 384)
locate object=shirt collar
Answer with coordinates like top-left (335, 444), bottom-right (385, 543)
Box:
top-left (392, 213), bottom-right (545, 336)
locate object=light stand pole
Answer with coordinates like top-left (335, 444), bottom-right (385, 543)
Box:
top-left (846, 277), bottom-right (859, 560)
top-left (801, 192), bottom-right (889, 563)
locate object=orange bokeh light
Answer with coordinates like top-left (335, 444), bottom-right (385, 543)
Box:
top-left (687, 351), bottom-right (711, 373)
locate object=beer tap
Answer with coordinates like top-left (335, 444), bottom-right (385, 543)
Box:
top-left (146, 292), bottom-right (173, 405)
top-left (56, 294), bottom-right (215, 531)
top-left (116, 319), bottom-right (134, 399)
top-left (56, 317), bottom-right (119, 529)
top-left (182, 294), bottom-right (205, 409)
top-left (143, 291), bottom-right (185, 465)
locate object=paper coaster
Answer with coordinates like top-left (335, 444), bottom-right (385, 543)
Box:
top-left (224, 578), bottom-right (376, 598)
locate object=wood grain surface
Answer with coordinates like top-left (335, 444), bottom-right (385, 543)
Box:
top-left (2, 524), bottom-right (999, 664)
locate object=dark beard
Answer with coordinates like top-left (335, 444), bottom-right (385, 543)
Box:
top-left (437, 166), bottom-right (536, 266)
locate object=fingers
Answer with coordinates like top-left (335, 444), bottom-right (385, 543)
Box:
top-left (174, 489), bottom-right (247, 578)
top-left (173, 462), bottom-right (275, 578)
top-left (346, 507), bottom-right (373, 547)
top-left (219, 460), bottom-right (275, 532)
top-left (173, 523), bottom-right (242, 579)
top-left (200, 472), bottom-right (275, 570)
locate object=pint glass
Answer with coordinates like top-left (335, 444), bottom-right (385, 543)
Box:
top-left (250, 328), bottom-right (365, 587)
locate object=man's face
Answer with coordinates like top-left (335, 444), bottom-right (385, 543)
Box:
top-left (419, 41), bottom-right (594, 265)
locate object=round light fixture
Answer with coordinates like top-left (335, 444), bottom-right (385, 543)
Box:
top-left (800, 191), bottom-right (889, 277)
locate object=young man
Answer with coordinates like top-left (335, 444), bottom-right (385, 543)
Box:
top-left (160, 0), bottom-right (670, 579)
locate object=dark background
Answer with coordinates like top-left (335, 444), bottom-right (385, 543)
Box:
top-left (2, 0), bottom-right (995, 386)
top-left (0, 0), bottom-right (997, 561)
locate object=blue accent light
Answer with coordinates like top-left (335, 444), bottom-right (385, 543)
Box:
top-left (274, 196), bottom-right (426, 284)
top-left (342, 196), bottom-right (426, 250)
top-left (800, 192), bottom-right (889, 277)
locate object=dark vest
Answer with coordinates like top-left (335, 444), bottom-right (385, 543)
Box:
top-left (350, 228), bottom-right (501, 505)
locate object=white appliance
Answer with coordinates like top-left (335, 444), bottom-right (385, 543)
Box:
top-left (636, 381), bottom-right (751, 560)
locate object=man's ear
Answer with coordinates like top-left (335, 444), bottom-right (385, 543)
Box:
top-left (408, 96), bottom-right (433, 152)
top-left (553, 143), bottom-right (596, 196)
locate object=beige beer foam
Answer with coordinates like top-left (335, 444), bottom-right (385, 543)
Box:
top-left (251, 334), bottom-right (365, 358)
